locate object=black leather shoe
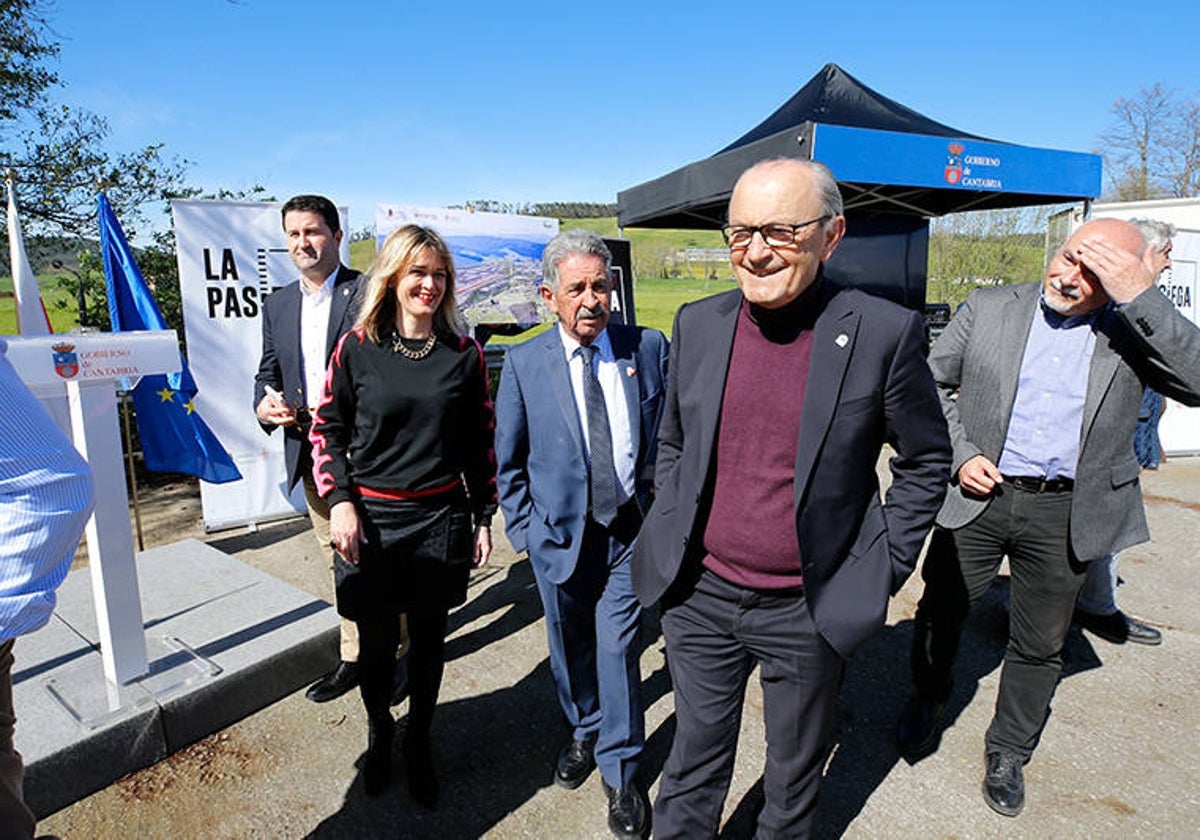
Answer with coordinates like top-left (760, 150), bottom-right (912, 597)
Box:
top-left (602, 780), bottom-right (650, 839)
top-left (982, 751), bottom-right (1024, 817)
top-left (1075, 609), bottom-right (1162, 645)
top-left (403, 734), bottom-right (438, 809)
top-left (554, 737), bottom-right (596, 789)
top-left (390, 658), bottom-right (410, 707)
top-left (363, 715), bottom-right (394, 797)
top-left (306, 661), bottom-right (360, 703)
top-left (896, 695), bottom-right (947, 759)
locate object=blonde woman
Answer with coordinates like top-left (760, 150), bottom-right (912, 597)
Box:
top-left (311, 224), bottom-right (496, 804)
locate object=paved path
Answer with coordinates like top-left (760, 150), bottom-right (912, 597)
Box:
top-left (37, 459), bottom-right (1200, 838)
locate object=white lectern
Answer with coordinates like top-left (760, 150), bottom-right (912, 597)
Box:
top-left (5, 330), bottom-right (180, 686)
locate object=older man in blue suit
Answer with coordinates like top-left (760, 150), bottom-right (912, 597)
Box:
top-left (496, 229), bottom-right (668, 840)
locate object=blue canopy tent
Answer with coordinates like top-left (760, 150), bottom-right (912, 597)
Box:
top-left (617, 63), bottom-right (1102, 309)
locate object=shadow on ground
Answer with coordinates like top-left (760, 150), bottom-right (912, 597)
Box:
top-left (303, 567), bottom-right (1110, 838)
top-left (719, 575), bottom-right (1106, 839)
top-left (307, 559), bottom-right (677, 838)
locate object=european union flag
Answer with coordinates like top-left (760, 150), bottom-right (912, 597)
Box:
top-left (99, 193), bottom-right (242, 484)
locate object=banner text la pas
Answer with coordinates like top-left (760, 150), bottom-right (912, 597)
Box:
top-left (202, 247), bottom-right (266, 319)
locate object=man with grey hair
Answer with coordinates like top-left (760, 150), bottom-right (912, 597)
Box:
top-left (633, 158), bottom-right (951, 837)
top-left (1075, 217), bottom-right (1176, 646)
top-left (496, 229), bottom-right (669, 839)
top-left (899, 216), bottom-right (1200, 817)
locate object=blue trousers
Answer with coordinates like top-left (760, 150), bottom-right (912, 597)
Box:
top-left (532, 514), bottom-right (644, 789)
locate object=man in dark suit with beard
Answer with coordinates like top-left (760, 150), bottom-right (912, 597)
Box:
top-left (633, 158), bottom-right (951, 838)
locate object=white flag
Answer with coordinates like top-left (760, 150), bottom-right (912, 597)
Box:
top-left (6, 178), bottom-right (69, 435)
top-left (6, 179), bottom-right (52, 335)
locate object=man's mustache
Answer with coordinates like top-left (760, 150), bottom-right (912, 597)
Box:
top-left (1050, 279), bottom-right (1081, 300)
top-left (578, 304), bottom-right (607, 319)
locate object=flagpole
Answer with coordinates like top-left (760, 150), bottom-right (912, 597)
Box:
top-left (120, 390), bottom-right (146, 551)
top-left (100, 188), bottom-right (147, 552)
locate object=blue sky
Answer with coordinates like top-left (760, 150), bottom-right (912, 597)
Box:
top-left (48, 0), bottom-right (1199, 233)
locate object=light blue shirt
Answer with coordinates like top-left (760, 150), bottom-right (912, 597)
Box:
top-left (997, 298), bottom-right (1098, 481)
top-left (0, 338), bottom-right (95, 640)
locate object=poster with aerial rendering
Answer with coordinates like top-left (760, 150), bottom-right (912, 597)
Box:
top-left (375, 203), bottom-right (559, 327)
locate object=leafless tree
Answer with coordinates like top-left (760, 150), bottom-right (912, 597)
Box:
top-left (1098, 83), bottom-right (1200, 200)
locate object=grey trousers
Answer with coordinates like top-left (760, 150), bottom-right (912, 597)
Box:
top-left (912, 484), bottom-right (1086, 760)
top-left (656, 569), bottom-right (843, 839)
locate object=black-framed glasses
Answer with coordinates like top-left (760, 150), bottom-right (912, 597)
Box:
top-left (721, 216), bottom-right (831, 250)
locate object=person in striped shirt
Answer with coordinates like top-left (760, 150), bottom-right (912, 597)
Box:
top-left (0, 337), bottom-right (94, 838)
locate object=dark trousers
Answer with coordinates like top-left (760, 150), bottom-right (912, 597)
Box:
top-left (656, 569), bottom-right (844, 839)
top-left (911, 484), bottom-right (1086, 760)
top-left (0, 639), bottom-right (34, 838)
top-left (358, 607), bottom-right (447, 743)
top-left (533, 503), bottom-right (645, 789)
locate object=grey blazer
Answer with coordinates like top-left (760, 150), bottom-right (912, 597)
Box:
top-left (930, 281), bottom-right (1200, 560)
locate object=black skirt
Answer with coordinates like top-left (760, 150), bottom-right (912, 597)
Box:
top-left (333, 489), bottom-right (474, 620)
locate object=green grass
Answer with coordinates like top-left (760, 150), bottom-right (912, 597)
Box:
top-left (349, 238), bottom-right (375, 271)
top-left (632, 276), bottom-right (736, 334)
top-left (0, 275), bottom-right (83, 335)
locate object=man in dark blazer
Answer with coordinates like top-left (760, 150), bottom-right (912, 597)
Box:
top-left (632, 159), bottom-right (951, 838)
top-left (496, 229), bottom-right (668, 840)
top-left (898, 217), bottom-right (1200, 817)
top-left (253, 194), bottom-right (372, 703)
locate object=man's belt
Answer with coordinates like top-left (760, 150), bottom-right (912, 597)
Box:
top-left (1003, 474), bottom-right (1074, 493)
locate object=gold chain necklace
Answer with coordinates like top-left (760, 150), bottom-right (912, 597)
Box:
top-left (392, 331), bottom-right (437, 360)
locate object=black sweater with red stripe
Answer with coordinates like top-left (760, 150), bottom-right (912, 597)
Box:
top-left (310, 327), bottom-right (498, 527)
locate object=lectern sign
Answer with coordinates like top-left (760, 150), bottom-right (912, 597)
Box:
top-left (5, 330), bottom-right (172, 387)
top-left (4, 330), bottom-right (180, 685)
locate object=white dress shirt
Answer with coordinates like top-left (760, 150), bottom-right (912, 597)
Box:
top-left (557, 325), bottom-right (636, 505)
top-left (299, 269), bottom-right (337, 408)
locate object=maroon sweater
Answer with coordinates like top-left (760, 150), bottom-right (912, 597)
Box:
top-left (702, 289), bottom-right (819, 590)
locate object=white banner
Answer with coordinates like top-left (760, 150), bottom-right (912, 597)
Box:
top-left (171, 200), bottom-right (351, 530)
top-left (375, 204), bottom-right (558, 326)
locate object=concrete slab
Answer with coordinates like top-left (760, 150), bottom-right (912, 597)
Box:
top-left (14, 539), bottom-right (339, 818)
